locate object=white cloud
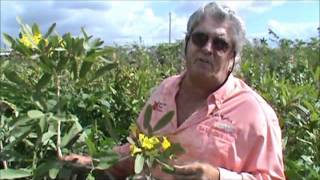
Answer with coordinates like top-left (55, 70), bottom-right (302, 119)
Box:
top-left (220, 0), bottom-right (287, 13)
top-left (1, 0), bottom-right (318, 48)
top-left (268, 19), bottom-right (318, 39)
top-left (99, 2), bottom-right (168, 44)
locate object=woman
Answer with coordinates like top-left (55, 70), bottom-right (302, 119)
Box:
top-left (63, 2), bottom-right (285, 180)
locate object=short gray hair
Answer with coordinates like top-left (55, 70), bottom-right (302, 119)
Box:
top-left (183, 2), bottom-right (246, 71)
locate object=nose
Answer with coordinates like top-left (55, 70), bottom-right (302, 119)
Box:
top-left (202, 39), bottom-right (213, 55)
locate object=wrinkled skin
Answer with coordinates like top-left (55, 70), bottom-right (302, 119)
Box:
top-left (173, 162), bottom-right (220, 180)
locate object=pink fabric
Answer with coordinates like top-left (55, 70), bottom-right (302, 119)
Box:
top-left (122, 73), bottom-right (285, 180)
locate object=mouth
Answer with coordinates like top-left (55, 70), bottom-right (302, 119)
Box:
top-left (197, 58), bottom-right (211, 65)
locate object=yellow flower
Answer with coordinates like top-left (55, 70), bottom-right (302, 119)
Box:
top-left (161, 137), bottom-right (171, 150)
top-left (59, 38), bottom-right (66, 48)
top-left (33, 32), bottom-right (42, 45)
top-left (138, 133), bottom-right (146, 143)
top-left (19, 32), bottom-right (46, 48)
top-left (149, 136), bottom-right (160, 145)
top-left (130, 144), bottom-right (142, 156)
top-left (19, 35), bottom-right (33, 48)
top-left (138, 133), bottom-right (160, 150)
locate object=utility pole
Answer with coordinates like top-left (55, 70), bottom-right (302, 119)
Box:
top-left (169, 12), bottom-right (171, 44)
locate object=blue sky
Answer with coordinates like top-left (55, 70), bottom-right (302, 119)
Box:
top-left (1, 0), bottom-right (319, 48)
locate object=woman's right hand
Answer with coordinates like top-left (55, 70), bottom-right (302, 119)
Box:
top-left (60, 154), bottom-right (93, 167)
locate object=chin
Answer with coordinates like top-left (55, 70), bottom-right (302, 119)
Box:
top-left (190, 68), bottom-right (214, 79)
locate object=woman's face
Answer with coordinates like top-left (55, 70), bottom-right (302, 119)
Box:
top-left (185, 15), bottom-right (235, 84)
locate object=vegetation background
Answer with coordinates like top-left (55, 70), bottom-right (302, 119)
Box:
top-left (0, 22), bottom-right (319, 179)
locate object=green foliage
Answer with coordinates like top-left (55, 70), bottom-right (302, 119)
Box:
top-left (1, 20), bottom-right (118, 179)
top-left (1, 20), bottom-right (319, 179)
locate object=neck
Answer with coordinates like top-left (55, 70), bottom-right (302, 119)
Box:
top-left (181, 72), bottom-right (223, 100)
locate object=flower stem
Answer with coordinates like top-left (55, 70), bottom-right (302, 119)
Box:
top-left (0, 141), bottom-right (7, 169)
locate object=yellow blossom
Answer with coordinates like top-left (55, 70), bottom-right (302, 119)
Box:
top-left (19, 35), bottom-right (33, 48)
top-left (138, 133), bottom-right (160, 150)
top-left (138, 133), bottom-right (146, 143)
top-left (161, 137), bottom-right (171, 150)
top-left (58, 38), bottom-right (66, 48)
top-left (130, 144), bottom-right (142, 156)
top-left (19, 32), bottom-right (46, 48)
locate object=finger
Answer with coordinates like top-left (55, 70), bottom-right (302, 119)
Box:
top-left (61, 154), bottom-right (92, 165)
top-left (60, 154), bottom-right (77, 161)
top-left (174, 164), bottom-right (202, 175)
top-left (174, 174), bottom-right (200, 180)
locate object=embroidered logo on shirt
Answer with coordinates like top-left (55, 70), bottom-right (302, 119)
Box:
top-left (152, 101), bottom-right (166, 112)
top-left (213, 122), bottom-right (235, 134)
top-left (197, 115), bottom-right (237, 141)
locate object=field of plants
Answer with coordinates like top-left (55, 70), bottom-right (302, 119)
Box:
top-left (0, 21), bottom-right (319, 180)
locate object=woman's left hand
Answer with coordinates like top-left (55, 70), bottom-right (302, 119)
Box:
top-left (173, 162), bottom-right (220, 180)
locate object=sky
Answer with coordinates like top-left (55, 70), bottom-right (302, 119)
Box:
top-left (0, 0), bottom-right (319, 48)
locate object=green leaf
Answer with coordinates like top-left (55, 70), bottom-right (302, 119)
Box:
top-left (16, 16), bottom-right (24, 26)
top-left (143, 104), bottom-right (153, 135)
top-left (91, 63), bottom-right (117, 80)
top-left (146, 157), bottom-right (154, 169)
top-left (56, 56), bottom-right (68, 73)
top-left (40, 55), bottom-right (55, 72)
top-left (27, 110), bottom-right (44, 119)
top-left (2, 33), bottom-right (15, 47)
top-left (86, 173), bottom-right (95, 180)
top-left (33, 160), bottom-right (61, 179)
top-left (153, 111), bottom-right (174, 132)
top-left (57, 168), bottom-right (72, 180)
top-left (86, 138), bottom-right (97, 156)
top-left (91, 38), bottom-right (104, 47)
top-left (49, 168), bottom-right (60, 179)
top-left (61, 121), bottom-right (83, 147)
top-left (79, 61), bottom-right (93, 79)
top-left (81, 26), bottom-right (89, 40)
top-left (160, 162), bottom-right (175, 174)
top-left (168, 143), bottom-right (185, 154)
top-left (32, 23), bottom-right (41, 35)
top-left (35, 73), bottom-right (52, 91)
top-left (38, 117), bottom-right (47, 133)
top-left (293, 103), bottom-right (310, 116)
top-left (0, 169), bottom-right (32, 179)
top-left (71, 60), bottom-right (79, 80)
top-left (4, 70), bottom-right (31, 90)
top-left (41, 131), bottom-right (57, 145)
top-left (15, 41), bottom-right (33, 56)
top-left (0, 149), bottom-right (26, 162)
top-left (134, 154), bottom-right (145, 174)
top-left (93, 150), bottom-right (119, 170)
top-left (0, 100), bottom-right (17, 117)
top-left (44, 22), bottom-right (56, 38)
top-left (9, 122), bottom-right (34, 140)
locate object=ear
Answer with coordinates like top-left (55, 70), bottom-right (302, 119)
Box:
top-left (228, 56), bottom-right (235, 72)
top-left (227, 51), bottom-right (236, 72)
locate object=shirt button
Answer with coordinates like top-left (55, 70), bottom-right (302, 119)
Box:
top-left (216, 100), bottom-right (222, 108)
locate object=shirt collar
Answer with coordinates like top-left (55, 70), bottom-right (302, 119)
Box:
top-left (210, 74), bottom-right (235, 102)
top-left (174, 71), bottom-right (235, 102)
top-left (170, 72), bottom-right (235, 109)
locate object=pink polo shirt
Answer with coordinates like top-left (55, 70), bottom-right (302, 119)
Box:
top-left (118, 73), bottom-right (285, 180)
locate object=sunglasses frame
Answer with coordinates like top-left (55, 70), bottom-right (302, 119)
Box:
top-left (189, 31), bottom-right (232, 52)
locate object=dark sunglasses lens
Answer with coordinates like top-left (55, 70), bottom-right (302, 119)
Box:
top-left (191, 33), bottom-right (208, 47)
top-left (213, 38), bottom-right (229, 51)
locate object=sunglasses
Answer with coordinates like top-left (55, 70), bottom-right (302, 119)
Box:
top-left (190, 32), bottom-right (231, 52)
